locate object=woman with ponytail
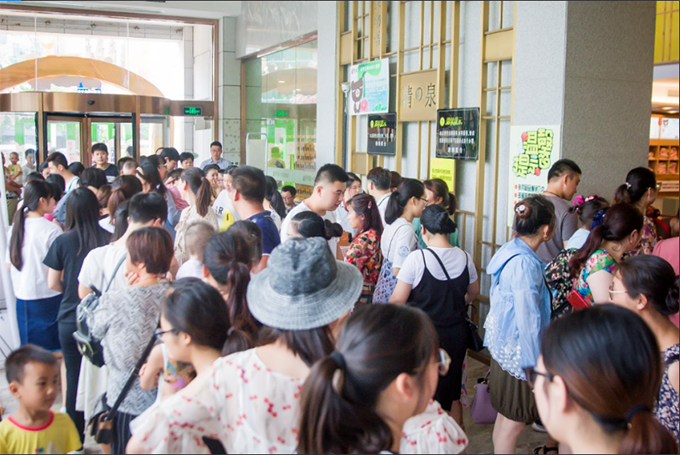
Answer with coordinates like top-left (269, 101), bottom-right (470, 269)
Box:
top-left (614, 167), bottom-right (658, 255)
top-left (569, 203), bottom-right (643, 305)
top-left (414, 178), bottom-right (461, 248)
top-left (174, 167), bottom-right (219, 266)
top-left (565, 194), bottom-right (609, 250)
top-left (344, 193), bottom-right (384, 304)
top-left (203, 227), bottom-right (261, 353)
top-left (390, 204), bottom-right (479, 425)
top-left (6, 180), bottom-right (63, 350)
top-left (264, 175), bottom-right (287, 230)
top-left (373, 179), bottom-right (427, 303)
top-left (609, 255), bottom-right (679, 442)
top-left (529, 305), bottom-right (678, 454)
top-left (298, 304), bottom-right (468, 454)
top-left (99, 175), bottom-right (143, 234)
top-left (127, 278), bottom-right (232, 454)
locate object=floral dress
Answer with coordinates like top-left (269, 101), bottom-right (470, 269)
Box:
top-left (344, 229), bottom-right (383, 304)
top-left (655, 343), bottom-right (679, 444)
top-left (629, 215), bottom-right (657, 256)
top-left (574, 249), bottom-right (616, 306)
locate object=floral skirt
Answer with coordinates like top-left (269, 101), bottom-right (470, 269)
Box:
top-left (373, 259), bottom-right (398, 304)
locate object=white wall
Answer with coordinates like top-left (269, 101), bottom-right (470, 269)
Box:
top-left (316, 1), bottom-right (338, 167)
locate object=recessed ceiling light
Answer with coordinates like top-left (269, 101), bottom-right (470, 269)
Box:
top-left (662, 106), bottom-right (673, 110)
top-left (278, 80), bottom-right (285, 83)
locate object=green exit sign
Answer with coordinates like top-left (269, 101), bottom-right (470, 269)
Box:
top-left (184, 106), bottom-right (202, 116)
top-left (275, 109), bottom-right (289, 117)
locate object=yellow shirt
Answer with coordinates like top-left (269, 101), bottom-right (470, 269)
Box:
top-left (0, 411), bottom-right (81, 454)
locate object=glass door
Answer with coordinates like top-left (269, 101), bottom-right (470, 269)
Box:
top-left (46, 116), bottom-right (84, 165)
top-left (89, 117), bottom-right (133, 165)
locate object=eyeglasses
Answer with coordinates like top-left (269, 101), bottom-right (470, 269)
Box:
top-left (419, 197), bottom-right (430, 206)
top-left (436, 349), bottom-right (451, 376)
top-left (608, 284), bottom-right (628, 301)
top-left (523, 366), bottom-right (554, 389)
top-left (154, 328), bottom-right (179, 342)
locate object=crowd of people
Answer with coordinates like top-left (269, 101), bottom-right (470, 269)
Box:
top-left (0, 144), bottom-right (678, 454)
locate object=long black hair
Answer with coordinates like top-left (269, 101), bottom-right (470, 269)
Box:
top-left (181, 167), bottom-right (213, 217)
top-left (10, 180), bottom-right (56, 270)
top-left (385, 179), bottom-right (425, 225)
top-left (541, 305), bottom-right (677, 455)
top-left (138, 162), bottom-right (166, 196)
top-left (65, 188), bottom-right (111, 255)
top-left (614, 167), bottom-right (656, 206)
top-left (265, 176), bottom-right (287, 220)
top-left (204, 229), bottom-right (259, 354)
top-left (298, 304), bottom-right (439, 454)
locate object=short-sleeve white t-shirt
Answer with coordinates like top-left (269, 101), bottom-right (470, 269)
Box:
top-left (398, 247), bottom-right (478, 288)
top-left (6, 217), bottom-right (62, 300)
top-left (78, 244), bottom-right (128, 292)
top-left (377, 194), bottom-right (390, 228)
top-left (280, 201), bottom-right (339, 255)
top-left (381, 217), bottom-right (418, 269)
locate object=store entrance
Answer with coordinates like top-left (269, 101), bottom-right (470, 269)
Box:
top-left (0, 92), bottom-right (215, 165)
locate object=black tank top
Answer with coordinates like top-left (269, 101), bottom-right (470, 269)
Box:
top-left (408, 248), bottom-right (470, 329)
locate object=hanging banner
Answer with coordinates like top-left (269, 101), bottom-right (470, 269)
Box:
top-left (430, 157), bottom-right (456, 191)
top-left (507, 125), bottom-right (561, 227)
top-left (349, 58), bottom-right (389, 116)
top-left (436, 108), bottom-right (480, 160)
top-left (367, 113), bottom-right (397, 156)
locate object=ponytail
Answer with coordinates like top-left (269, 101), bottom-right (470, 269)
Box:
top-left (385, 179), bottom-right (425, 225)
top-left (613, 168), bottom-right (656, 205)
top-left (424, 179), bottom-right (456, 215)
top-left (421, 204), bottom-right (457, 235)
top-left (298, 356), bottom-right (392, 454)
top-left (111, 200), bottom-right (130, 242)
top-left (617, 255), bottom-right (680, 316)
top-left (298, 304), bottom-right (439, 454)
top-left (323, 220), bottom-right (344, 240)
top-left (10, 180), bottom-right (55, 271)
top-left (182, 167), bottom-right (213, 217)
top-left (620, 408), bottom-right (678, 455)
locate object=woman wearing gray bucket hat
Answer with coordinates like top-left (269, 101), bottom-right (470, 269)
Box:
top-left (209, 237), bottom-right (363, 454)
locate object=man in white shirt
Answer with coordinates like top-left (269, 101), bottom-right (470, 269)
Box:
top-left (78, 192), bottom-right (169, 298)
top-left (200, 141), bottom-right (232, 170)
top-left (280, 164), bottom-right (350, 256)
top-left (333, 172), bottom-right (362, 238)
top-left (367, 167), bottom-right (392, 227)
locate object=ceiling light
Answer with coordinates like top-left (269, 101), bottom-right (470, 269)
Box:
top-left (662, 106), bottom-right (673, 110)
top-left (278, 80), bottom-right (285, 83)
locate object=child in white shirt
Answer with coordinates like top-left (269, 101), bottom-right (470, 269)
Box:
top-left (175, 221), bottom-right (215, 280)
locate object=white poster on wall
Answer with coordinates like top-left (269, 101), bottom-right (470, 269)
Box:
top-left (507, 125), bottom-right (561, 227)
top-left (348, 58), bottom-right (390, 116)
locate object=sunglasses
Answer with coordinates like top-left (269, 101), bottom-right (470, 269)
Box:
top-left (523, 366), bottom-right (554, 389)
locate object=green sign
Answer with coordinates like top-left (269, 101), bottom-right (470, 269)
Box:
top-left (275, 109), bottom-right (289, 118)
top-left (183, 106), bottom-right (202, 116)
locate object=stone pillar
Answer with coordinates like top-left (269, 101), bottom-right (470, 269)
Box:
top-left (218, 17), bottom-right (242, 165)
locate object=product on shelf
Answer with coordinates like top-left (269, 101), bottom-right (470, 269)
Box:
top-left (670, 147), bottom-right (678, 160)
top-left (670, 162), bottom-right (678, 175)
top-left (649, 151), bottom-right (656, 159)
top-left (660, 147), bottom-right (669, 159)
top-left (657, 162), bottom-right (668, 175)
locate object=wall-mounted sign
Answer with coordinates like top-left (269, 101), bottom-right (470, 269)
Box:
top-left (183, 106), bottom-right (202, 116)
top-left (436, 108), bottom-right (479, 160)
top-left (660, 117), bottom-right (679, 140)
top-left (275, 109), bottom-right (289, 117)
top-left (507, 125), bottom-right (561, 227)
top-left (430, 158), bottom-right (456, 191)
top-left (367, 113), bottom-right (397, 156)
top-left (349, 58), bottom-right (390, 116)
top-left (399, 69), bottom-right (438, 122)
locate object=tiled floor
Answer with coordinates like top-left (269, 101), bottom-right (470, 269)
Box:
top-left (1, 356), bottom-right (547, 454)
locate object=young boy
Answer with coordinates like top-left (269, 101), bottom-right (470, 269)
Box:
top-left (176, 221), bottom-right (215, 279)
top-left (0, 345), bottom-right (81, 454)
top-left (7, 152), bottom-right (23, 182)
top-left (179, 152), bottom-right (194, 169)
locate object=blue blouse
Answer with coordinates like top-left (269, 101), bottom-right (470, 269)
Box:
top-left (483, 237), bottom-right (551, 380)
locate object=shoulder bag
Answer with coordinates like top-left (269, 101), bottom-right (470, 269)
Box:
top-left (88, 331), bottom-right (157, 445)
top-left (72, 254), bottom-right (127, 367)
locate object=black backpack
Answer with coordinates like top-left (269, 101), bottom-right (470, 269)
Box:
top-left (545, 248), bottom-right (578, 320)
top-left (72, 255), bottom-right (126, 367)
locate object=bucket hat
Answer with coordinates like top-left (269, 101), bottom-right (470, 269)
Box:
top-left (247, 237), bottom-right (363, 330)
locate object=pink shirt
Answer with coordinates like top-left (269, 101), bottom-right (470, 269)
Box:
top-left (653, 237), bottom-right (679, 327)
top-left (167, 184), bottom-right (189, 211)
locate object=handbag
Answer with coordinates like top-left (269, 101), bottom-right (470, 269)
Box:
top-left (73, 255), bottom-right (127, 367)
top-left (566, 289), bottom-right (590, 310)
top-left (470, 370), bottom-right (498, 424)
top-left (465, 304), bottom-right (485, 352)
top-left (88, 331), bottom-right (157, 444)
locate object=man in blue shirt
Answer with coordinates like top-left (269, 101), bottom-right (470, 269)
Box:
top-left (200, 141), bottom-right (232, 170)
top-left (230, 165), bottom-right (281, 271)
